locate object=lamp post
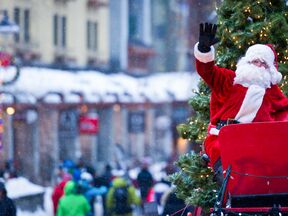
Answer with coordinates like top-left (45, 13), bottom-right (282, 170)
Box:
top-left (0, 10), bottom-right (20, 85)
top-left (0, 10), bottom-right (19, 151)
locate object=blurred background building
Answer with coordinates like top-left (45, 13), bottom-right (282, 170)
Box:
top-left (0, 0), bottom-right (219, 185)
top-left (0, 0), bottom-right (219, 73)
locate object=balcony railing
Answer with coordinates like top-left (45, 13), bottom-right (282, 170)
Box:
top-left (12, 42), bottom-right (41, 63)
top-left (54, 0), bottom-right (76, 4)
top-left (87, 0), bottom-right (108, 9)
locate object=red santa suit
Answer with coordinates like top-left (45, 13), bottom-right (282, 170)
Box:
top-left (194, 43), bottom-right (288, 167)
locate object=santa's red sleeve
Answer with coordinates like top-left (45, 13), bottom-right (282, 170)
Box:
top-left (269, 85), bottom-right (288, 121)
top-left (194, 43), bottom-right (236, 119)
top-left (194, 43), bottom-right (235, 97)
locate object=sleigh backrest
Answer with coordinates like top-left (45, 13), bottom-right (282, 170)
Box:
top-left (219, 121), bottom-right (288, 196)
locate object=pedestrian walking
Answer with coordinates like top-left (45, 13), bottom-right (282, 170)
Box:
top-left (106, 177), bottom-right (140, 216)
top-left (56, 180), bottom-right (90, 216)
top-left (0, 181), bottom-right (16, 216)
top-left (137, 161), bottom-right (154, 204)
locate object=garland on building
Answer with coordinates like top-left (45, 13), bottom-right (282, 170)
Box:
top-left (170, 0), bottom-right (288, 213)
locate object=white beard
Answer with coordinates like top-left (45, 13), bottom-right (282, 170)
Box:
top-left (234, 58), bottom-right (272, 89)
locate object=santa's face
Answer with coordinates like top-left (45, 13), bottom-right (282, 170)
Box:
top-left (234, 57), bottom-right (272, 89)
top-left (249, 59), bottom-right (269, 69)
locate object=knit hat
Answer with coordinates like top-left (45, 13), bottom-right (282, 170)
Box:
top-left (244, 44), bottom-right (282, 84)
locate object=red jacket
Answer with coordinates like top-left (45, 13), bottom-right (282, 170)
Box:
top-left (51, 180), bottom-right (69, 215)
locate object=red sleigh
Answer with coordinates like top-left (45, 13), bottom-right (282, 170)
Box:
top-left (211, 121), bottom-right (288, 215)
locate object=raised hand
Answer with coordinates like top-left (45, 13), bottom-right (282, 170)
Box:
top-left (198, 23), bottom-right (219, 53)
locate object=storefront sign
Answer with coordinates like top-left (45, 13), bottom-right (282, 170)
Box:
top-left (0, 52), bottom-right (12, 67)
top-left (79, 115), bottom-right (99, 134)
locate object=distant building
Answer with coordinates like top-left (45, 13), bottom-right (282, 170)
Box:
top-left (109, 0), bottom-right (155, 75)
top-left (110, 0), bottom-right (191, 74)
top-left (0, 0), bottom-right (109, 69)
top-left (151, 0), bottom-right (190, 73)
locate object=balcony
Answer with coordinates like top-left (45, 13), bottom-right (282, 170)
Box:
top-left (54, 54), bottom-right (76, 67)
top-left (128, 42), bottom-right (155, 73)
top-left (13, 42), bottom-right (41, 64)
top-left (53, 48), bottom-right (76, 67)
top-left (54, 0), bottom-right (76, 4)
top-left (87, 0), bottom-right (108, 9)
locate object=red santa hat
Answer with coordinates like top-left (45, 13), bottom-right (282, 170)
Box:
top-left (244, 44), bottom-right (282, 84)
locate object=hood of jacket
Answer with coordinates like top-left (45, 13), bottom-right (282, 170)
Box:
top-left (64, 181), bottom-right (76, 195)
top-left (112, 177), bottom-right (127, 188)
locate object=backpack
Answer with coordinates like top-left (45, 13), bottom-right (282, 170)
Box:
top-left (113, 186), bottom-right (132, 214)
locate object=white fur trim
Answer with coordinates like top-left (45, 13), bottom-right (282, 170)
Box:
top-left (194, 42), bottom-right (215, 63)
top-left (209, 128), bottom-right (220, 135)
top-left (245, 44), bottom-right (282, 84)
top-left (235, 85), bottom-right (265, 123)
top-left (270, 66), bottom-right (282, 84)
top-left (245, 44), bottom-right (274, 66)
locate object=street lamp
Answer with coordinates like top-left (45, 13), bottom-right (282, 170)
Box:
top-left (0, 10), bottom-right (20, 151)
top-left (0, 10), bottom-right (19, 34)
top-left (0, 10), bottom-right (20, 85)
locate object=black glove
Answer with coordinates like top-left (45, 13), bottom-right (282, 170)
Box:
top-left (200, 153), bottom-right (210, 167)
top-left (198, 23), bottom-right (219, 53)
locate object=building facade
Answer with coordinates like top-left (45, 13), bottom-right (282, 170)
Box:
top-left (0, 0), bottom-right (109, 68)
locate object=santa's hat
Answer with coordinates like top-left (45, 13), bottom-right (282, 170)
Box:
top-left (244, 44), bottom-right (282, 84)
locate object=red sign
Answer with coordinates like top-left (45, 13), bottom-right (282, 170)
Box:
top-left (0, 52), bottom-right (12, 67)
top-left (79, 115), bottom-right (99, 134)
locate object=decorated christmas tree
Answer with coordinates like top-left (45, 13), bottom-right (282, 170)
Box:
top-left (170, 0), bottom-right (288, 213)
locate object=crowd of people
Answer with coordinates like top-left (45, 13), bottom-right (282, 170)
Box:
top-left (51, 158), bottom-right (193, 216)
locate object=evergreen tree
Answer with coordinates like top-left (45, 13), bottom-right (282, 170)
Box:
top-left (217, 0), bottom-right (288, 95)
top-left (170, 0), bottom-right (288, 213)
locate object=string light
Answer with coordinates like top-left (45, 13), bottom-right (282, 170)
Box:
top-left (6, 107), bottom-right (15, 115)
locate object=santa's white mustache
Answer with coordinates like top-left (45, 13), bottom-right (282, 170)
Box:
top-left (234, 59), bottom-right (272, 89)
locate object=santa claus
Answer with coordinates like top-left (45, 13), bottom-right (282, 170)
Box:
top-left (194, 23), bottom-right (288, 181)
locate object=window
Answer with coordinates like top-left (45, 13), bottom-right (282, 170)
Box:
top-left (86, 20), bottom-right (98, 51)
top-left (53, 14), bottom-right (67, 48)
top-left (128, 0), bottom-right (139, 41)
top-left (13, 8), bottom-right (20, 42)
top-left (92, 22), bottom-right (97, 50)
top-left (61, 16), bottom-right (66, 47)
top-left (87, 21), bottom-right (91, 49)
top-left (24, 9), bottom-right (30, 43)
top-left (53, 15), bottom-right (58, 46)
top-left (13, 8), bottom-right (30, 43)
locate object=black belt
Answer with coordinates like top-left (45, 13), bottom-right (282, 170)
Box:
top-left (216, 119), bottom-right (240, 130)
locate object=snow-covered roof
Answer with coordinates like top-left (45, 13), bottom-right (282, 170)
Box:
top-left (0, 67), bottom-right (199, 104)
top-left (6, 177), bottom-right (45, 199)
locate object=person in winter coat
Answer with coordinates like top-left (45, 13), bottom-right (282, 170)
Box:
top-left (136, 163), bottom-right (153, 203)
top-left (106, 177), bottom-right (140, 216)
top-left (56, 180), bottom-right (90, 216)
top-left (0, 182), bottom-right (16, 216)
top-left (51, 176), bottom-right (71, 215)
top-left (194, 23), bottom-right (288, 183)
top-left (78, 172), bottom-right (107, 216)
